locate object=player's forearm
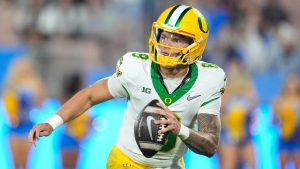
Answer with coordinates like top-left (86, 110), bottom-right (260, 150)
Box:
top-left (183, 130), bottom-right (219, 157)
top-left (56, 88), bottom-right (94, 123)
top-left (182, 113), bottom-right (221, 157)
top-left (55, 79), bottom-right (113, 123)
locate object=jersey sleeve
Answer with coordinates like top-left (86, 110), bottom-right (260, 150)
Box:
top-left (107, 75), bottom-right (128, 98)
top-left (198, 69), bottom-right (227, 116)
top-left (107, 52), bottom-right (141, 99)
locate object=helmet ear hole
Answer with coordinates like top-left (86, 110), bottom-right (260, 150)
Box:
top-left (182, 59), bottom-right (188, 63)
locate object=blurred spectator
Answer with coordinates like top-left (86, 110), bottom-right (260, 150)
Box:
top-left (0, 0), bottom-right (27, 92)
top-left (0, 0), bottom-right (19, 45)
top-left (23, 27), bottom-right (50, 85)
top-left (60, 72), bottom-right (91, 169)
top-left (281, 0), bottom-right (300, 29)
top-left (37, 0), bottom-right (79, 37)
top-left (44, 37), bottom-right (103, 98)
top-left (200, 0), bottom-right (230, 42)
top-left (219, 58), bottom-right (258, 169)
top-left (273, 22), bottom-right (300, 78)
top-left (76, 0), bottom-right (123, 62)
top-left (77, 0), bottom-right (116, 38)
top-left (233, 2), bottom-right (276, 74)
top-left (261, 0), bottom-right (289, 29)
top-left (2, 57), bottom-right (47, 169)
top-left (14, 0), bottom-right (44, 35)
top-left (273, 74), bottom-right (300, 169)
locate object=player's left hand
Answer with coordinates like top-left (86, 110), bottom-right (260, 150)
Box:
top-left (154, 102), bottom-right (181, 135)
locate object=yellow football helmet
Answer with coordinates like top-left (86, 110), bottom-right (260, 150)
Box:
top-left (149, 4), bottom-right (209, 67)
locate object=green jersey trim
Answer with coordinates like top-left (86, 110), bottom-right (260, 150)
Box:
top-left (151, 63), bottom-right (198, 106)
top-left (121, 84), bottom-right (130, 100)
top-left (200, 97), bottom-right (220, 107)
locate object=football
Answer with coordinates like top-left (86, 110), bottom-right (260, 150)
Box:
top-left (134, 99), bottom-right (169, 158)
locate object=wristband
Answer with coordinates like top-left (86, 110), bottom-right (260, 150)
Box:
top-left (178, 124), bottom-right (190, 140)
top-left (45, 114), bottom-right (64, 130)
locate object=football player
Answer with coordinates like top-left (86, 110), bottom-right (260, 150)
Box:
top-left (28, 4), bottom-right (226, 169)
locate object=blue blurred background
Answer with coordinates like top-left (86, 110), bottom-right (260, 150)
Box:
top-left (0, 0), bottom-right (300, 169)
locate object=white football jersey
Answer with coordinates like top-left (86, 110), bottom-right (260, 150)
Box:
top-left (107, 52), bottom-right (226, 168)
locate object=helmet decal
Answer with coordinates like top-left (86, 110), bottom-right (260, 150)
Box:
top-left (164, 5), bottom-right (181, 24)
top-left (164, 5), bottom-right (191, 28)
top-left (198, 17), bottom-right (209, 33)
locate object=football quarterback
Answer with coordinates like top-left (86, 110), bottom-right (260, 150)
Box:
top-left (28, 4), bottom-right (226, 169)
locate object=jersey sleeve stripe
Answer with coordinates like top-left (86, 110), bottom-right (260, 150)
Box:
top-left (200, 97), bottom-right (220, 107)
top-left (121, 84), bottom-right (130, 100)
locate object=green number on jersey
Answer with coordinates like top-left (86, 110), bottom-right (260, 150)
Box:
top-left (201, 62), bottom-right (218, 68)
top-left (132, 53), bottom-right (148, 60)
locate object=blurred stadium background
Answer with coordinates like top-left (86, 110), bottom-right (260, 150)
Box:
top-left (0, 0), bottom-right (300, 169)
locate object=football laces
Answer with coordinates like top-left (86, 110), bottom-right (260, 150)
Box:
top-left (157, 117), bottom-right (167, 142)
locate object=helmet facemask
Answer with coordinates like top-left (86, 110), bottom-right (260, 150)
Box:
top-left (149, 23), bottom-right (205, 68)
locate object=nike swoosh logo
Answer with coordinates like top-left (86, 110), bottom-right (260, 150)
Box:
top-left (187, 94), bottom-right (202, 101)
top-left (146, 115), bottom-right (155, 140)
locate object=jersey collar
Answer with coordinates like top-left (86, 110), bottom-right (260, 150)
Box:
top-left (151, 62), bottom-right (198, 106)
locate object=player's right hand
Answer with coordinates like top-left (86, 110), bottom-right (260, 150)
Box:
top-left (28, 123), bottom-right (53, 146)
